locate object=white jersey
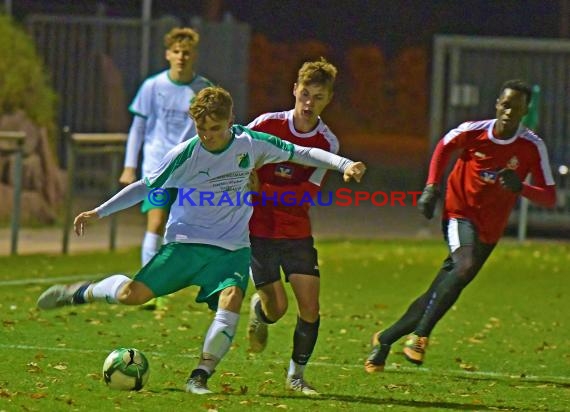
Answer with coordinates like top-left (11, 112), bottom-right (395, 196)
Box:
top-left (143, 125), bottom-right (351, 250)
top-left (128, 70), bottom-right (212, 175)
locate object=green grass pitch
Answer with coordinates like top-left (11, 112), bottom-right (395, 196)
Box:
top-left (0, 239), bottom-right (568, 411)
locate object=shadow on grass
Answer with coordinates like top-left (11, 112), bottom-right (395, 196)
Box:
top-left (158, 387), bottom-right (568, 412)
top-left (257, 392), bottom-right (525, 411)
top-left (445, 373), bottom-right (570, 389)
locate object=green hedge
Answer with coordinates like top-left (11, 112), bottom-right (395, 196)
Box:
top-left (0, 14), bottom-right (57, 144)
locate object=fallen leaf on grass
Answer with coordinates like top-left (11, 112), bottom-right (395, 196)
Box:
top-left (259, 379), bottom-right (275, 391)
top-left (459, 363), bottom-right (478, 372)
top-left (27, 362), bottom-right (42, 373)
top-left (30, 392), bottom-right (47, 399)
top-left (53, 363), bottom-right (67, 371)
top-left (535, 341), bottom-right (557, 352)
top-left (86, 319), bottom-right (102, 325)
top-left (0, 389), bottom-right (14, 398)
top-left (374, 303), bottom-right (388, 309)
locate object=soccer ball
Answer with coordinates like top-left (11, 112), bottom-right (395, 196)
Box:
top-left (102, 348), bottom-right (150, 390)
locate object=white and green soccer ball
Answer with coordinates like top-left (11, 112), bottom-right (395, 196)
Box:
top-left (102, 348), bottom-right (150, 390)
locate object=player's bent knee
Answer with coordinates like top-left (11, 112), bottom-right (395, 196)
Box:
top-left (218, 286), bottom-right (244, 312)
top-left (117, 282), bottom-right (155, 305)
top-left (259, 288), bottom-right (288, 320)
top-left (263, 299), bottom-right (288, 321)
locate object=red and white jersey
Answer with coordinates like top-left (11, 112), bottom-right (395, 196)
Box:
top-left (247, 110), bottom-right (339, 238)
top-left (429, 119), bottom-right (555, 243)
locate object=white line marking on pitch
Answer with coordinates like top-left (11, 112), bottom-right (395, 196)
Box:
top-left (0, 274), bottom-right (104, 287)
top-left (0, 343), bottom-right (568, 384)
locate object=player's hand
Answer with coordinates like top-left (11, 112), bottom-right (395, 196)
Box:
top-left (498, 168), bottom-right (522, 193)
top-left (343, 161), bottom-right (366, 183)
top-left (119, 168), bottom-right (137, 185)
top-left (418, 184), bottom-right (440, 220)
top-left (73, 209), bottom-right (100, 236)
top-left (249, 170), bottom-right (260, 192)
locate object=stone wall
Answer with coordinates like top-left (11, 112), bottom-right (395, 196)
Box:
top-left (0, 111), bottom-right (65, 224)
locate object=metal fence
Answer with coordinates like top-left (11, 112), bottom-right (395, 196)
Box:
top-left (25, 13), bottom-right (250, 194)
top-left (429, 35), bottom-right (570, 232)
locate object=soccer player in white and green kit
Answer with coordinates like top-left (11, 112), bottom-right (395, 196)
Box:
top-left (37, 87), bottom-right (366, 395)
top-left (119, 27), bottom-right (212, 310)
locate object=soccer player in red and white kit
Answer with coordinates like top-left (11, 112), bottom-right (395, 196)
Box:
top-left (246, 58), bottom-right (339, 395)
top-left (365, 79), bottom-right (557, 372)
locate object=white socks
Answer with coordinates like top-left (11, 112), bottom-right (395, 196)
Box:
top-left (199, 309), bottom-right (240, 375)
top-left (141, 231), bottom-right (162, 266)
top-left (288, 360), bottom-right (306, 378)
top-left (86, 274), bottom-right (131, 304)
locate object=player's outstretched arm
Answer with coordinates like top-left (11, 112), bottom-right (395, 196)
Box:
top-left (73, 210), bottom-right (100, 236)
top-left (88, 180), bottom-right (149, 225)
top-left (73, 180), bottom-right (148, 236)
top-left (343, 161), bottom-right (366, 182)
top-left (291, 146), bottom-right (365, 182)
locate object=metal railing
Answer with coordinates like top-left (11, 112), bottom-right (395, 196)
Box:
top-left (0, 131), bottom-right (26, 255)
top-left (62, 131), bottom-right (127, 254)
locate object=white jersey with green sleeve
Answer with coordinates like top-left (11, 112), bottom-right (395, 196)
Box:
top-left (143, 125), bottom-right (352, 250)
top-left (128, 70), bottom-right (212, 175)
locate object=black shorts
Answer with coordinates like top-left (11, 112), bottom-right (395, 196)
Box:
top-left (440, 217), bottom-right (496, 278)
top-left (249, 236), bottom-right (320, 288)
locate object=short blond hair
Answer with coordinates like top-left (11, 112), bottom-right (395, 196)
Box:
top-left (189, 87), bottom-right (233, 123)
top-left (164, 27), bottom-right (199, 49)
top-left (297, 57), bottom-right (337, 91)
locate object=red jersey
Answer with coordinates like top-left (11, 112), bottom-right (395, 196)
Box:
top-left (427, 119), bottom-right (555, 243)
top-left (247, 110), bottom-right (339, 238)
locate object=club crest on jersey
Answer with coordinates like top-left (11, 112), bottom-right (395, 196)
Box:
top-left (275, 164), bottom-right (293, 178)
top-left (237, 153), bottom-right (250, 168)
top-left (479, 170), bottom-right (498, 183)
top-left (506, 156), bottom-right (519, 170)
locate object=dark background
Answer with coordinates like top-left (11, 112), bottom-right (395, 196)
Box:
top-left (11, 0), bottom-right (566, 56)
